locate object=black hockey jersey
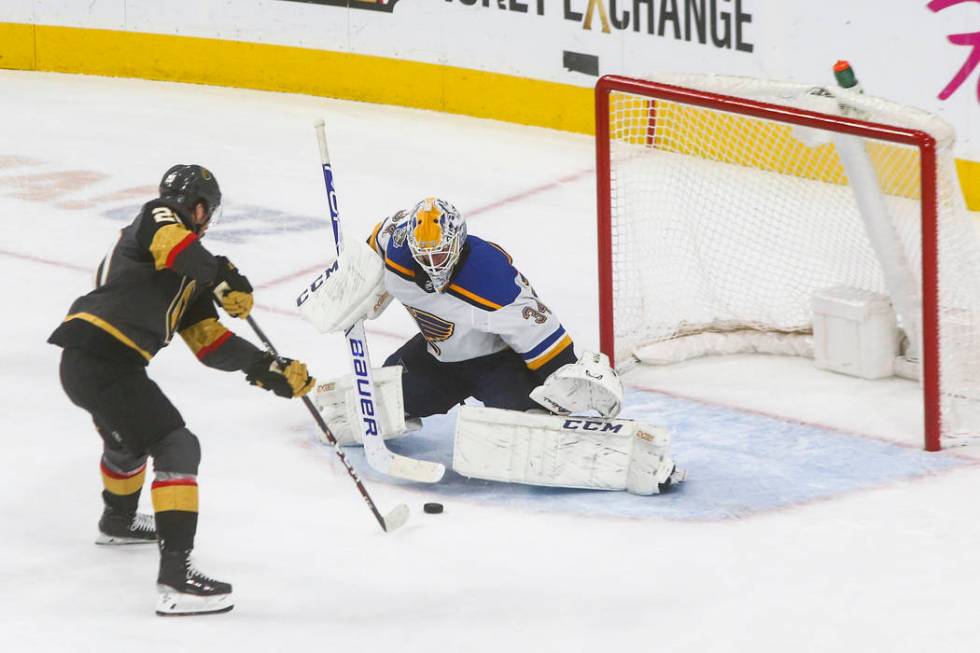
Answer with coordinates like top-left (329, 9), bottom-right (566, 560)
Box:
top-left (49, 199), bottom-right (262, 371)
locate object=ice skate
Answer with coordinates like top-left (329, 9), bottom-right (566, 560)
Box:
top-left (156, 548), bottom-right (233, 616)
top-left (95, 507), bottom-right (157, 545)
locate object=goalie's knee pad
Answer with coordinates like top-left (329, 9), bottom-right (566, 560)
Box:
top-left (314, 366), bottom-right (420, 446)
top-left (452, 406), bottom-right (681, 495)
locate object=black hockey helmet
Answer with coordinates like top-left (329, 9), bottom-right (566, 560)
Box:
top-left (159, 164), bottom-right (222, 233)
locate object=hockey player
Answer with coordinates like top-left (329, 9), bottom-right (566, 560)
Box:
top-left (300, 197), bottom-right (683, 494)
top-left (48, 165), bottom-right (316, 616)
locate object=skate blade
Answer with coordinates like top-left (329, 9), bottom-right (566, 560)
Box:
top-left (156, 586), bottom-right (234, 616)
top-left (95, 533), bottom-right (157, 545)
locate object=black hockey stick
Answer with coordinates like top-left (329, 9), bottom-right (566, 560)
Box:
top-left (245, 314), bottom-right (409, 533)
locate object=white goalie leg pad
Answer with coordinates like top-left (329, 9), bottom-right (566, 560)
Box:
top-left (296, 238), bottom-right (391, 334)
top-left (313, 366), bottom-right (419, 446)
top-left (452, 406), bottom-right (680, 495)
top-left (529, 351), bottom-right (624, 418)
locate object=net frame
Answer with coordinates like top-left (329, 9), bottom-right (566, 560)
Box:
top-left (594, 74), bottom-right (941, 451)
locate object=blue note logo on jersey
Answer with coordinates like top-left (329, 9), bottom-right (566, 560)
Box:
top-left (406, 306), bottom-right (455, 346)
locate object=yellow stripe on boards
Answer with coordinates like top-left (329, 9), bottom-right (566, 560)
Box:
top-left (0, 22), bottom-right (35, 69)
top-left (956, 158), bottom-right (980, 210)
top-left (610, 94), bottom-right (980, 205)
top-left (614, 97), bottom-right (924, 199)
top-left (0, 23), bottom-right (593, 134)
top-left (0, 23), bottom-right (977, 209)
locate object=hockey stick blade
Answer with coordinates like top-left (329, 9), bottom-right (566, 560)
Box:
top-left (362, 427), bottom-right (445, 482)
top-left (382, 503), bottom-right (410, 532)
top-left (384, 450), bottom-right (446, 484)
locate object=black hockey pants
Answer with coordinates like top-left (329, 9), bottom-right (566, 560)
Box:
top-left (383, 334), bottom-right (540, 417)
top-left (58, 347), bottom-right (185, 458)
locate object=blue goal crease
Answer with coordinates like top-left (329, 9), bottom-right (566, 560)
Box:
top-left (321, 389), bottom-right (972, 522)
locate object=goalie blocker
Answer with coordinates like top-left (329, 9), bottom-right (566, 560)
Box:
top-left (453, 406), bottom-right (685, 495)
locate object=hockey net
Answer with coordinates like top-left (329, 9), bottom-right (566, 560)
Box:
top-left (595, 74), bottom-right (980, 450)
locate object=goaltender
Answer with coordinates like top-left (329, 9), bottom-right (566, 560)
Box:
top-left (299, 197), bottom-right (685, 495)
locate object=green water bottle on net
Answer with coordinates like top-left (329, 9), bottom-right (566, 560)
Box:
top-left (833, 60), bottom-right (864, 94)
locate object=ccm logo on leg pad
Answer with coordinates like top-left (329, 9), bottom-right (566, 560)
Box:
top-left (562, 419), bottom-right (623, 433)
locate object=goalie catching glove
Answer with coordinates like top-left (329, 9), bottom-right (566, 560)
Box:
top-left (297, 239), bottom-right (392, 334)
top-left (212, 256), bottom-right (254, 319)
top-left (530, 351), bottom-right (623, 418)
top-left (246, 352), bottom-right (315, 398)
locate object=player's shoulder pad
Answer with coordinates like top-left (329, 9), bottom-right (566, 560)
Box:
top-left (446, 236), bottom-right (520, 311)
top-left (134, 198), bottom-right (195, 255)
top-left (369, 210), bottom-right (407, 253)
top-left (380, 216), bottom-right (418, 281)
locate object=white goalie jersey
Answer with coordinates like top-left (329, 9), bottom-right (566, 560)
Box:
top-left (368, 213), bottom-right (573, 371)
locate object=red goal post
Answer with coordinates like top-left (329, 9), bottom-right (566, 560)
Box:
top-left (595, 75), bottom-right (945, 450)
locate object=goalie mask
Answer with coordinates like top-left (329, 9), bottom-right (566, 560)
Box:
top-left (159, 164), bottom-right (223, 235)
top-left (407, 197), bottom-right (466, 292)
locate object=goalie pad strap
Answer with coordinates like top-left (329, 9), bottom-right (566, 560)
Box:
top-left (452, 406), bottom-right (674, 495)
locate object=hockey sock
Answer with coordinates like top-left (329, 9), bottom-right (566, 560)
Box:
top-left (100, 458), bottom-right (147, 515)
top-left (151, 474), bottom-right (199, 551)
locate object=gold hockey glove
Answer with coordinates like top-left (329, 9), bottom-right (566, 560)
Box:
top-left (213, 256), bottom-right (254, 319)
top-left (246, 352), bottom-right (315, 398)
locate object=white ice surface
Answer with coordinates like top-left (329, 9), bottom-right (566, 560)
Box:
top-left (2, 71), bottom-right (980, 652)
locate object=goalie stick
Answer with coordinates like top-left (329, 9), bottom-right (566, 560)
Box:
top-left (313, 120), bottom-right (445, 483)
top-left (245, 314), bottom-right (409, 533)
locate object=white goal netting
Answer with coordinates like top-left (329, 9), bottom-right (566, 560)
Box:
top-left (602, 74), bottom-right (980, 443)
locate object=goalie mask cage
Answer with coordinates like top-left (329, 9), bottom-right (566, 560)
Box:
top-left (595, 74), bottom-right (980, 451)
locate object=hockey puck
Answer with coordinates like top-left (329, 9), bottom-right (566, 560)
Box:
top-left (423, 502), bottom-right (444, 514)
